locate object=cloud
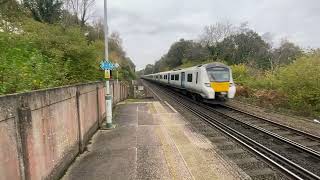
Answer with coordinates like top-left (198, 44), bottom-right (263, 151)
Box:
top-left (93, 0), bottom-right (320, 70)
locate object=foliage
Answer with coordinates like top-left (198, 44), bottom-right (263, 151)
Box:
top-left (230, 64), bottom-right (251, 84)
top-left (217, 30), bottom-right (271, 69)
top-left (144, 39), bottom-right (210, 74)
top-left (143, 64), bottom-right (155, 75)
top-left (231, 53), bottom-right (320, 117)
top-left (275, 53), bottom-right (320, 115)
top-left (23, 0), bottom-right (63, 23)
top-left (0, 6), bottom-right (135, 95)
top-left (64, 0), bottom-right (95, 27)
top-left (0, 32), bottom-right (62, 93)
top-left (142, 21), bottom-right (303, 75)
top-left (270, 40), bottom-right (302, 70)
top-left (199, 21), bottom-right (235, 46)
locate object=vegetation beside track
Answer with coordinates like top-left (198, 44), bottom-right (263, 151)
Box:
top-left (138, 21), bottom-right (320, 117)
top-left (232, 52), bottom-right (320, 117)
top-left (0, 0), bottom-right (136, 95)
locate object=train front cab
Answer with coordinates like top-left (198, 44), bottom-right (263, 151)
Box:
top-left (204, 65), bottom-right (236, 101)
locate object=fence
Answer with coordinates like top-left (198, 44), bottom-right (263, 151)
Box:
top-left (0, 81), bottom-right (129, 180)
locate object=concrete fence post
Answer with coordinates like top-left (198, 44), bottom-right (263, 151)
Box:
top-left (123, 84), bottom-right (125, 100)
top-left (113, 82), bottom-right (115, 104)
top-left (96, 85), bottom-right (101, 128)
top-left (119, 83), bottom-right (121, 101)
top-left (75, 89), bottom-right (83, 152)
top-left (121, 84), bottom-right (123, 100)
top-left (17, 106), bottom-right (32, 180)
top-left (126, 84), bottom-right (128, 98)
top-left (118, 83), bottom-right (120, 102)
top-left (119, 83), bottom-right (121, 102)
top-left (117, 82), bottom-right (119, 103)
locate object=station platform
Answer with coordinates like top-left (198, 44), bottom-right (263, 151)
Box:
top-left (62, 100), bottom-right (249, 180)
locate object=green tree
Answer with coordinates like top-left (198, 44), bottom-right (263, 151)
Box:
top-left (144, 64), bottom-right (155, 75)
top-left (23, 0), bottom-right (63, 23)
top-left (217, 30), bottom-right (271, 68)
top-left (165, 39), bottom-right (193, 68)
top-left (271, 40), bottom-right (302, 70)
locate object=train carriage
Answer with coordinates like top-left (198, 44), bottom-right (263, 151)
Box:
top-left (143, 62), bottom-right (236, 102)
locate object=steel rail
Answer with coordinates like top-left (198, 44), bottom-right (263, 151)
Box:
top-left (219, 104), bottom-right (320, 141)
top-left (203, 105), bottom-right (320, 158)
top-left (144, 81), bottom-right (320, 180)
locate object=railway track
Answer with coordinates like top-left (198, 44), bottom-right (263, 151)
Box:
top-left (214, 104), bottom-right (320, 154)
top-left (143, 80), bottom-right (320, 180)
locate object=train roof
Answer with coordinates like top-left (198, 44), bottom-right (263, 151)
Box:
top-left (143, 62), bottom-right (229, 76)
top-left (203, 62), bottom-right (229, 69)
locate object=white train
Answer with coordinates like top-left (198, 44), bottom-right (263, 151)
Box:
top-left (143, 62), bottom-right (236, 102)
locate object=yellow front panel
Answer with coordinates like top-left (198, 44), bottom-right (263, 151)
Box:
top-left (211, 82), bottom-right (230, 92)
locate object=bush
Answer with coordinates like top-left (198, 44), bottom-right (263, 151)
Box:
top-left (231, 53), bottom-right (320, 117)
top-left (274, 53), bottom-right (320, 115)
top-left (0, 18), bottom-right (135, 95)
top-left (230, 64), bottom-right (251, 84)
top-left (0, 32), bottom-right (63, 94)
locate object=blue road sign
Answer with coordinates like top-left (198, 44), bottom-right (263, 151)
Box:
top-left (100, 61), bottom-right (120, 70)
top-left (100, 61), bottom-right (114, 70)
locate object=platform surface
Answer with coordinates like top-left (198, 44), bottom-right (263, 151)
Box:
top-left (62, 100), bottom-right (249, 180)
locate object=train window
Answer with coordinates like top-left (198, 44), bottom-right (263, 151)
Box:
top-left (175, 74), bottom-right (179, 80)
top-left (207, 67), bottom-right (230, 82)
top-left (196, 72), bottom-right (198, 84)
top-left (171, 75), bottom-right (174, 80)
top-left (160, 75), bottom-right (162, 79)
top-left (187, 74), bottom-right (192, 82)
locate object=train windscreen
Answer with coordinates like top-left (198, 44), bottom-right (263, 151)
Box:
top-left (207, 67), bottom-right (230, 82)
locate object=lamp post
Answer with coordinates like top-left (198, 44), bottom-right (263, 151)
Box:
top-left (104, 0), bottom-right (113, 129)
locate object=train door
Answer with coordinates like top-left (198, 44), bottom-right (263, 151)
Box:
top-left (181, 72), bottom-right (186, 88)
top-left (168, 73), bottom-right (170, 84)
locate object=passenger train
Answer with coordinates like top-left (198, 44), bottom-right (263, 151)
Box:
top-left (142, 62), bottom-right (236, 102)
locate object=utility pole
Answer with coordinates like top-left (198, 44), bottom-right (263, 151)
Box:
top-left (104, 0), bottom-right (113, 128)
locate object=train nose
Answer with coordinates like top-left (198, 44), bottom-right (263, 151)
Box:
top-left (210, 82), bottom-right (230, 92)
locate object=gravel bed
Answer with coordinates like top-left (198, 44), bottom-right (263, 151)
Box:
top-left (147, 83), bottom-right (288, 180)
top-left (227, 100), bottom-right (320, 137)
top-left (204, 109), bottom-right (320, 177)
top-left (213, 106), bottom-right (320, 153)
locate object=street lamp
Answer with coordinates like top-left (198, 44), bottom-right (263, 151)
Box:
top-left (104, 0), bottom-right (113, 129)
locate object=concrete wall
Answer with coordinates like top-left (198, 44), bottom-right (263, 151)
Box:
top-left (0, 81), bottom-right (129, 180)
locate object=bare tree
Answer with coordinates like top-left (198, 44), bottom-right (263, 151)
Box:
top-left (261, 32), bottom-right (274, 47)
top-left (92, 18), bottom-right (104, 39)
top-left (238, 21), bottom-right (250, 33)
top-left (199, 21), bottom-right (234, 46)
top-left (65, 0), bottom-right (95, 26)
top-left (271, 39), bottom-right (302, 70)
top-left (79, 0), bottom-right (94, 26)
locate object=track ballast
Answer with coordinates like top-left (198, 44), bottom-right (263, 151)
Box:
top-left (143, 80), bottom-right (320, 180)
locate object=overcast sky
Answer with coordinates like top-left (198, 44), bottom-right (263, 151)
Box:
top-left (94, 0), bottom-right (320, 70)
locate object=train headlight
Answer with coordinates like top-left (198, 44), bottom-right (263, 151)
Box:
top-left (204, 83), bottom-right (211, 87)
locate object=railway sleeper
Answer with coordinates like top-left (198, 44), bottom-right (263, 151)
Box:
top-left (223, 149), bottom-right (246, 155)
top-left (246, 169), bottom-right (277, 179)
top-left (232, 157), bottom-right (259, 165)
